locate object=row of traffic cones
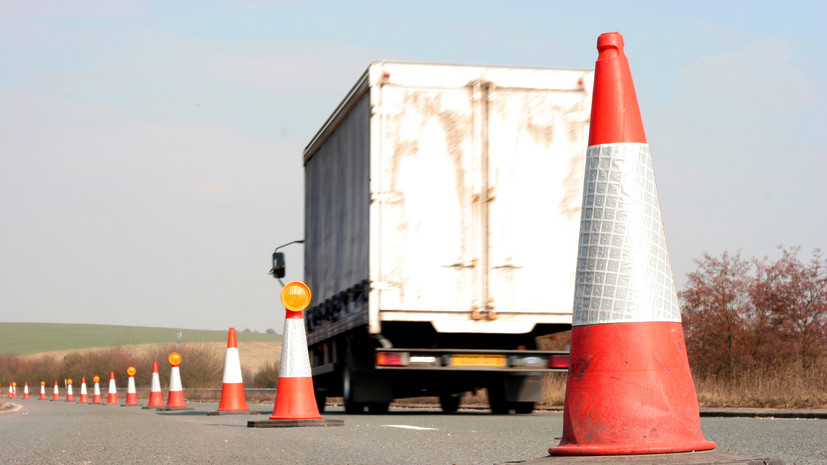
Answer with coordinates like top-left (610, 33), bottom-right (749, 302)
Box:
top-left (15, 361), bottom-right (186, 409)
top-left (2, 287), bottom-right (340, 428)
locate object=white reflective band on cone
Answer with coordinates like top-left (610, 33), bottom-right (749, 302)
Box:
top-left (150, 373), bottom-right (161, 392)
top-left (128, 377), bottom-right (136, 393)
top-left (169, 366), bottom-right (183, 391)
top-left (108, 379), bottom-right (117, 393)
top-left (222, 347), bottom-right (244, 383)
top-left (573, 143), bottom-right (681, 326)
top-left (278, 318), bottom-right (312, 378)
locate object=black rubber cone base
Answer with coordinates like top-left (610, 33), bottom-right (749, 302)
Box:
top-left (207, 410), bottom-right (260, 416)
top-left (247, 418), bottom-right (344, 428)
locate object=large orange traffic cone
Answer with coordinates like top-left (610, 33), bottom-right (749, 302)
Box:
top-left (51, 381), bottom-right (60, 401)
top-left (10, 382), bottom-right (16, 399)
top-left (23, 382), bottom-right (29, 399)
top-left (210, 327), bottom-right (254, 415)
top-left (248, 281), bottom-right (342, 428)
top-left (159, 352), bottom-right (192, 410)
top-left (65, 379), bottom-right (74, 402)
top-left (79, 377), bottom-right (89, 403)
top-left (144, 361), bottom-right (164, 408)
top-left (39, 381), bottom-right (46, 400)
top-left (91, 376), bottom-right (103, 404)
top-left (549, 32), bottom-right (715, 456)
top-left (106, 371), bottom-right (119, 405)
top-left (123, 367), bottom-right (139, 406)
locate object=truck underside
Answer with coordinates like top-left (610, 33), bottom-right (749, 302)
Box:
top-left (308, 321), bottom-right (570, 414)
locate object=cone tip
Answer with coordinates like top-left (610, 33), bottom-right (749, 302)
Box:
top-left (152, 360), bottom-right (159, 371)
top-left (227, 327), bottom-right (238, 348)
top-left (597, 31), bottom-right (624, 51)
top-left (110, 371), bottom-right (115, 379)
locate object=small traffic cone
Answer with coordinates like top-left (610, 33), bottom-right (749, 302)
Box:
top-left (143, 361), bottom-right (164, 408)
top-left (549, 32), bottom-right (715, 456)
top-left (39, 381), bottom-right (46, 400)
top-left (249, 281), bottom-right (343, 428)
top-left (9, 382), bottom-right (16, 399)
top-left (79, 377), bottom-right (89, 403)
top-left (65, 379), bottom-right (74, 402)
top-left (23, 382), bottom-right (29, 399)
top-left (209, 327), bottom-right (255, 415)
top-left (106, 371), bottom-right (119, 405)
top-left (91, 376), bottom-right (102, 404)
top-left (123, 367), bottom-right (139, 406)
top-left (158, 352), bottom-right (192, 411)
top-left (51, 381), bottom-right (60, 401)
top-left (0, 382), bottom-right (3, 398)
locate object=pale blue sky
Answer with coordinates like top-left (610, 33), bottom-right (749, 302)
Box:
top-left (1, 1), bottom-right (824, 332)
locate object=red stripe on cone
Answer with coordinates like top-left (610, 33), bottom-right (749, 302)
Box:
top-left (270, 377), bottom-right (321, 420)
top-left (553, 322), bottom-right (714, 454)
top-left (166, 387), bottom-right (186, 409)
top-left (217, 383), bottom-right (249, 412)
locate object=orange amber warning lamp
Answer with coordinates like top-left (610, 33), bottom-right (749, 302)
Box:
top-left (281, 281), bottom-right (311, 312)
top-left (127, 366), bottom-right (136, 376)
top-left (169, 352), bottom-right (182, 366)
top-left (41, 381), bottom-right (46, 386)
top-left (67, 379), bottom-right (73, 385)
top-left (93, 376), bottom-right (100, 383)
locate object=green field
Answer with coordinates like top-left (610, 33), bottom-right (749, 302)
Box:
top-left (0, 322), bottom-right (281, 356)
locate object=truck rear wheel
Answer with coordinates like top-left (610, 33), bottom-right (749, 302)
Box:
top-left (487, 385), bottom-right (509, 414)
top-left (343, 361), bottom-right (365, 414)
top-left (439, 394), bottom-right (461, 413)
top-left (513, 401), bottom-right (535, 414)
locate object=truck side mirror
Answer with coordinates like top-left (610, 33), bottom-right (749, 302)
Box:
top-left (271, 252), bottom-right (286, 279)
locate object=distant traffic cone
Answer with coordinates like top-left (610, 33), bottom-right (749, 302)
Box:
top-left (212, 327), bottom-right (252, 414)
top-left (161, 352), bottom-right (191, 410)
top-left (0, 382), bottom-right (3, 398)
top-left (144, 361), bottom-right (164, 408)
top-left (23, 382), bottom-right (29, 399)
top-left (9, 382), bottom-right (16, 399)
top-left (248, 281), bottom-right (342, 428)
top-left (39, 381), bottom-right (46, 400)
top-left (123, 367), bottom-right (139, 406)
top-left (79, 377), bottom-right (89, 403)
top-left (91, 376), bottom-right (102, 404)
top-left (549, 32), bottom-right (715, 456)
top-left (106, 371), bottom-right (118, 405)
top-left (65, 379), bottom-right (74, 401)
top-left (51, 381), bottom-right (60, 401)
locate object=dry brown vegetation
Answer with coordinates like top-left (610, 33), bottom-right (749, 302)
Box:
top-left (0, 341), bottom-right (281, 393)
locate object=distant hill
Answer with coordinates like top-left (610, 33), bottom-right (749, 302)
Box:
top-left (0, 323), bottom-right (281, 356)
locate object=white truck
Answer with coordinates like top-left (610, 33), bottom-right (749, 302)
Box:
top-left (275, 62), bottom-right (593, 414)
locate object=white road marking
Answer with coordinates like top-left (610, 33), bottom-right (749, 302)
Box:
top-left (381, 424), bottom-right (437, 431)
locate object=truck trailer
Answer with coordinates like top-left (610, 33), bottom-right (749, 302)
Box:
top-left (282, 62), bottom-right (593, 414)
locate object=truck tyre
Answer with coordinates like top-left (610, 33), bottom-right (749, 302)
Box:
top-left (439, 394), bottom-right (461, 413)
top-left (487, 385), bottom-right (509, 414)
top-left (342, 358), bottom-right (365, 414)
top-left (512, 401), bottom-right (534, 414)
top-left (367, 402), bottom-right (390, 414)
top-left (315, 392), bottom-right (327, 413)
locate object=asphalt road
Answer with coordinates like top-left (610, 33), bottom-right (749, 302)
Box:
top-left (1, 399), bottom-right (824, 465)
